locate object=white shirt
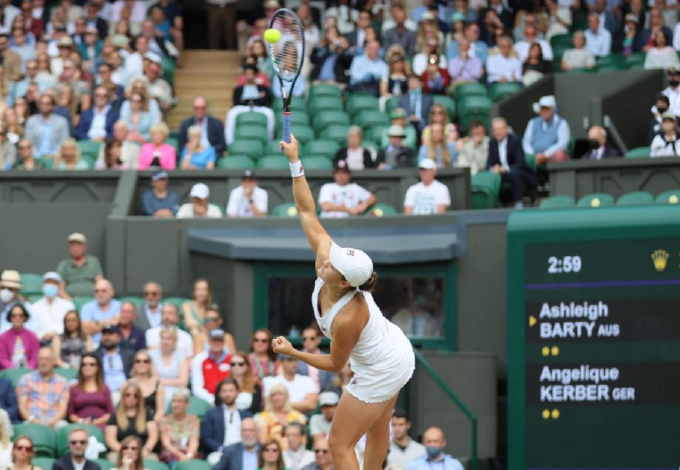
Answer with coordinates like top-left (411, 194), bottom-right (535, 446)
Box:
top-left (486, 54), bottom-right (522, 83)
top-left (404, 181), bottom-right (451, 215)
top-left (264, 374), bottom-right (317, 405)
top-left (650, 134), bottom-right (680, 157)
top-left (412, 53), bottom-right (448, 76)
top-left (226, 186), bottom-right (268, 217)
top-left (88, 105), bottom-right (110, 140)
top-left (72, 458), bottom-right (86, 470)
top-left (514, 39), bottom-right (554, 62)
top-left (283, 447), bottom-right (315, 470)
top-left (662, 85), bottom-right (680, 117)
top-left (176, 203), bottom-right (223, 219)
top-left (584, 28), bottom-right (611, 57)
top-left (346, 147), bottom-right (366, 170)
top-left (125, 52), bottom-right (144, 80)
top-left (498, 138), bottom-right (510, 171)
top-left (318, 182), bottom-right (372, 218)
top-left (191, 351), bottom-right (218, 404)
top-left (222, 405), bottom-right (242, 447)
top-left (309, 414), bottom-right (332, 439)
top-left (30, 296), bottom-right (75, 339)
top-left (145, 326), bottom-right (194, 358)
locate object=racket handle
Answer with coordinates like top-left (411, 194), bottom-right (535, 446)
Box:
top-left (283, 111), bottom-right (291, 144)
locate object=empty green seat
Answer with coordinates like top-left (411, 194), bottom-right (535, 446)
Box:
top-left (353, 110), bottom-right (390, 128)
top-left (617, 191), bottom-right (653, 206)
top-left (54, 367), bottom-right (78, 382)
top-left (20, 273), bottom-right (43, 296)
top-left (267, 141), bottom-right (285, 155)
top-left (271, 203), bottom-right (298, 217)
top-left (143, 460), bottom-right (171, 470)
top-left (454, 82), bottom-right (488, 102)
top-left (57, 424), bottom-right (104, 457)
top-left (76, 140), bottom-right (101, 160)
top-left (273, 97), bottom-right (305, 112)
top-left (433, 95), bottom-right (457, 121)
top-left (174, 460), bottom-right (212, 470)
top-left (236, 111), bottom-right (269, 129)
top-left (217, 155), bottom-right (255, 169)
top-left (458, 96), bottom-right (492, 130)
top-left (309, 96), bottom-right (343, 113)
top-left (471, 171), bottom-right (501, 209)
top-left (72, 297), bottom-right (93, 313)
top-left (624, 147), bottom-right (650, 158)
top-left (188, 396), bottom-right (212, 419)
top-left (288, 126), bottom-right (315, 145)
top-left (305, 140), bottom-right (340, 159)
top-left (596, 54), bottom-right (626, 71)
top-left (539, 195), bottom-right (576, 209)
top-left (13, 423), bottom-right (57, 457)
top-left (489, 82), bottom-right (522, 102)
top-left (234, 126), bottom-right (268, 146)
top-left (35, 157), bottom-right (54, 169)
top-left (313, 111), bottom-right (350, 133)
top-left (275, 111), bottom-right (310, 128)
top-left (626, 52), bottom-right (646, 69)
top-left (228, 140), bottom-right (264, 159)
top-left (385, 96), bottom-right (400, 113)
top-left (321, 126), bottom-right (350, 145)
top-left (119, 296), bottom-right (144, 308)
top-left (655, 190), bottom-right (680, 204)
top-left (257, 155), bottom-right (289, 169)
top-left (309, 83), bottom-right (342, 99)
top-left (32, 457), bottom-right (56, 470)
top-left (346, 94), bottom-right (379, 117)
top-left (1, 367), bottom-right (32, 387)
top-left (362, 140), bottom-right (379, 152)
top-left (550, 33), bottom-right (573, 50)
top-left (365, 203), bottom-right (398, 217)
top-left (301, 157), bottom-right (333, 169)
top-left (94, 459), bottom-right (116, 470)
top-left (577, 193), bottom-right (614, 208)
top-left (161, 56), bottom-right (175, 87)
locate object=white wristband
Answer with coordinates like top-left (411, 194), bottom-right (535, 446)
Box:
top-left (289, 161), bottom-right (304, 178)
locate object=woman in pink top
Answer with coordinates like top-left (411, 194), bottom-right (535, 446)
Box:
top-left (0, 304), bottom-right (39, 370)
top-left (138, 122), bottom-right (176, 170)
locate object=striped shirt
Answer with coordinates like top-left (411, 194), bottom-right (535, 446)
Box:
top-left (17, 371), bottom-right (69, 423)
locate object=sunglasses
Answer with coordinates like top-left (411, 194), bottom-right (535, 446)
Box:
top-left (230, 361), bottom-right (246, 367)
top-left (70, 440), bottom-right (87, 445)
top-left (135, 358), bottom-right (151, 364)
top-left (15, 446), bottom-right (33, 452)
top-left (314, 449), bottom-right (329, 454)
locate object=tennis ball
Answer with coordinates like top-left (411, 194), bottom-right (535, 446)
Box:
top-left (264, 29), bottom-right (281, 44)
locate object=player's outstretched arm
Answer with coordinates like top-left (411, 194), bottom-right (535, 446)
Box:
top-left (280, 135), bottom-right (332, 267)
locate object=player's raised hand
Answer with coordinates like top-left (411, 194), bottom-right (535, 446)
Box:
top-left (272, 336), bottom-right (295, 355)
top-left (280, 134), bottom-right (299, 163)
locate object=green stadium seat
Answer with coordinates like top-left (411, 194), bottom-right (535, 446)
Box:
top-left (267, 141), bottom-right (285, 155)
top-left (273, 97), bottom-right (305, 112)
top-left (217, 155), bottom-right (255, 169)
top-left (458, 96), bottom-right (492, 130)
top-left (271, 203), bottom-right (298, 217)
top-left (353, 110), bottom-right (390, 128)
top-left (309, 96), bottom-right (343, 113)
top-left (617, 191), bottom-right (654, 206)
top-left (165, 137), bottom-right (179, 153)
top-left (624, 147), bottom-right (650, 158)
top-left (567, 67), bottom-right (595, 74)
top-left (161, 56), bottom-right (175, 87)
top-left (236, 111), bottom-right (269, 129)
top-left (76, 140), bottom-right (101, 160)
top-left (174, 459), bottom-right (212, 470)
top-left (32, 457), bottom-right (56, 470)
top-left (1, 367), bottom-right (31, 387)
top-left (257, 155), bottom-right (289, 169)
top-left (365, 203), bottom-right (398, 217)
top-left (228, 140), bottom-right (264, 159)
top-left (301, 157), bottom-right (333, 169)
top-left (143, 460), bottom-right (171, 470)
top-left (72, 297), bottom-right (93, 313)
top-left (362, 140), bottom-right (379, 153)
top-left (119, 296), bottom-right (144, 308)
top-left (385, 96), bottom-right (400, 113)
top-left (309, 83), bottom-right (342, 99)
top-left (321, 126), bottom-right (350, 145)
top-left (364, 125), bottom-right (388, 143)
top-left (454, 82), bottom-right (487, 102)
top-left (626, 52), bottom-right (646, 69)
top-left (346, 94), bottom-right (380, 117)
top-left (275, 111), bottom-right (310, 128)
top-left (13, 423), bottom-right (57, 457)
top-left (433, 95), bottom-right (457, 121)
top-left (489, 82), bottom-right (522, 102)
top-left (288, 126), bottom-right (315, 145)
top-left (550, 33), bottom-right (573, 50)
top-left (35, 157), bottom-right (54, 169)
top-left (54, 367), bottom-right (78, 382)
top-left (655, 190), bottom-right (680, 204)
top-left (313, 111), bottom-right (350, 133)
top-left (20, 272), bottom-right (43, 296)
top-left (305, 140), bottom-right (340, 159)
top-left (94, 459), bottom-right (116, 470)
top-left (57, 424), bottom-right (105, 457)
top-left (539, 195), bottom-right (576, 209)
top-left (596, 54), bottom-right (626, 71)
top-left (524, 153), bottom-right (536, 171)
top-left (234, 126), bottom-right (268, 146)
top-left (577, 193), bottom-right (615, 208)
top-left (471, 171), bottom-right (501, 209)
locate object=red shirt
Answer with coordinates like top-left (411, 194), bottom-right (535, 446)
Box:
top-left (201, 352), bottom-right (232, 394)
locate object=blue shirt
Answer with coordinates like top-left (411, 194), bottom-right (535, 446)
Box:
top-left (39, 118), bottom-right (54, 156)
top-left (318, 54), bottom-right (339, 81)
top-left (349, 55), bottom-right (388, 85)
top-left (272, 74), bottom-right (306, 98)
top-left (141, 189), bottom-right (179, 216)
top-left (101, 350), bottom-right (126, 392)
top-left (242, 447), bottom-right (258, 470)
top-left (407, 455), bottom-right (466, 470)
top-left (181, 145), bottom-right (216, 169)
top-left (80, 299), bottom-right (122, 347)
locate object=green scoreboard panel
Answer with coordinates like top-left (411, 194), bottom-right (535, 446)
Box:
top-left (507, 205), bottom-right (680, 470)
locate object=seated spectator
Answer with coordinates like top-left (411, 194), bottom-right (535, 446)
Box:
top-left (561, 31), bottom-right (595, 71)
top-left (82, 279), bottom-right (122, 348)
top-left (486, 36), bottom-right (522, 83)
top-left (297, 327), bottom-right (332, 393)
top-left (334, 126), bottom-right (374, 170)
top-left (407, 427), bottom-right (464, 470)
top-left (650, 111), bottom-right (680, 156)
top-left (202, 378), bottom-right (254, 465)
top-left (25, 94), bottom-right (69, 158)
top-left (177, 183), bottom-right (222, 218)
top-left (106, 383), bottom-right (159, 461)
top-left (228, 351), bottom-right (262, 414)
top-left (120, 92), bottom-right (154, 143)
top-left (310, 27), bottom-right (352, 85)
top-left (31, 271), bottom-right (75, 344)
top-left (14, 139), bottom-right (43, 170)
top-left (663, 66), bottom-right (680, 117)
top-left (111, 0), bottom-right (146, 34)
top-left (388, 410), bottom-right (426, 468)
top-left (384, 5), bottom-right (417, 57)
top-left (123, 78), bottom-right (162, 125)
top-left (272, 45), bottom-right (306, 99)
top-left (419, 122), bottom-right (458, 168)
top-left (118, 303), bottom-right (146, 353)
top-left (522, 95), bottom-right (571, 166)
top-left (52, 427), bottom-right (100, 470)
top-left (649, 93), bottom-right (671, 142)
top-left (264, 356), bottom-right (318, 414)
top-left (78, 26), bottom-right (103, 74)
top-left (488, 117), bottom-right (536, 208)
top-left (158, 388), bottom-right (200, 465)
top-left (67, 352), bottom-right (114, 429)
top-left (53, 83), bottom-right (79, 130)
top-left (456, 120), bottom-right (490, 175)
top-left (348, 40), bottom-right (387, 95)
top-left (0, 34), bottom-right (22, 82)
top-left (0, 270), bottom-right (33, 333)
top-left (346, 10), bottom-right (373, 52)
top-left (225, 64), bottom-right (273, 146)
top-left (179, 96), bottom-right (226, 157)
top-left (127, 349), bottom-right (164, 420)
top-left (125, 36), bottom-right (148, 81)
top-left (142, 54), bottom-right (173, 111)
top-left (257, 384), bottom-right (307, 449)
top-left (54, 310), bottom-right (93, 369)
top-left (309, 392), bottom-right (338, 444)
top-left (283, 422), bottom-right (314, 470)
top-left (57, 58), bottom-right (89, 98)
top-left (413, 37), bottom-right (447, 76)
top-left (0, 410), bottom-right (12, 465)
top-left (421, 53), bottom-right (450, 94)
top-left (404, 159), bottom-right (451, 215)
top-left (17, 346), bottom-right (69, 428)
top-left (318, 160), bottom-right (376, 218)
top-left (145, 304), bottom-right (194, 359)
top-left (378, 125), bottom-right (417, 169)
top-left (248, 329), bottom-right (278, 385)
top-left (523, 42), bottom-right (550, 86)
top-left (381, 108), bottom-right (418, 150)
top-left (9, 436), bottom-right (40, 470)
top-left (645, 30), bottom-right (679, 69)
top-left (54, 138), bottom-right (89, 170)
top-left (10, 59), bottom-right (48, 104)
top-left (141, 170), bottom-right (179, 218)
top-left (257, 439), bottom-right (286, 470)
top-left (300, 437), bottom-right (332, 470)
top-left (0, 376), bottom-right (18, 424)
top-left (149, 326), bottom-right (190, 409)
top-left (180, 125), bottom-right (216, 170)
top-left (97, 63), bottom-right (125, 103)
top-left (544, 0), bottom-right (571, 40)
top-left (640, 7), bottom-right (673, 52)
top-left (623, 14), bottom-right (642, 57)
top-left (213, 418), bottom-right (260, 470)
top-left (96, 325), bottom-right (133, 402)
top-left (10, 26), bottom-right (36, 72)
top-left (0, 304), bottom-right (39, 369)
top-left (514, 26), bottom-right (553, 63)
top-left (379, 51), bottom-right (410, 108)
top-left (584, 13), bottom-right (611, 58)
top-left (447, 22), bottom-right (488, 64)
top-left (138, 122), bottom-right (176, 170)
top-left (191, 328), bottom-right (232, 404)
top-left (194, 306), bottom-right (236, 355)
top-left (581, 125), bottom-right (621, 159)
top-left (398, 74), bottom-right (433, 134)
top-left (98, 139), bottom-right (127, 170)
top-left (136, 282), bottom-right (163, 331)
top-left (182, 277), bottom-right (212, 337)
top-left (447, 37), bottom-right (483, 87)
top-left (111, 435), bottom-right (147, 470)
top-left (78, 85), bottom-right (119, 141)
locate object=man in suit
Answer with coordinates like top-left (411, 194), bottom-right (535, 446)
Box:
top-left (581, 125), bottom-right (620, 160)
top-left (84, 2), bottom-right (108, 40)
top-left (25, 95), bottom-right (70, 158)
top-left (95, 324), bottom-right (133, 403)
top-left (213, 417), bottom-right (260, 470)
top-left (398, 74), bottom-right (433, 134)
top-left (135, 282), bottom-right (163, 331)
top-left (77, 86), bottom-right (119, 141)
top-left (383, 5), bottom-right (416, 56)
top-left (179, 96), bottom-right (226, 157)
top-left (53, 427), bottom-right (101, 470)
top-left (0, 376), bottom-right (18, 423)
top-left (203, 378), bottom-right (254, 464)
top-left (488, 117), bottom-right (537, 209)
top-left (346, 9), bottom-right (372, 51)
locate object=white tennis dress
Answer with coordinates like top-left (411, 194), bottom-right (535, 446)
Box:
top-left (312, 278), bottom-right (415, 403)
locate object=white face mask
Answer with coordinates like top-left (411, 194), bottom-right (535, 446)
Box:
top-left (0, 288), bottom-right (14, 303)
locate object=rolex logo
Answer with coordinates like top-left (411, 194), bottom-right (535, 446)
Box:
top-left (651, 249), bottom-right (669, 272)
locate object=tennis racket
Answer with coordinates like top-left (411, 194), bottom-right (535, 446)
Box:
top-left (268, 8), bottom-right (305, 144)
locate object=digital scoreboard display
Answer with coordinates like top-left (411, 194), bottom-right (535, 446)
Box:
top-left (507, 207), bottom-right (680, 469)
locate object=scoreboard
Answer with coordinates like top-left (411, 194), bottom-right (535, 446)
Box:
top-left (507, 205), bottom-right (680, 469)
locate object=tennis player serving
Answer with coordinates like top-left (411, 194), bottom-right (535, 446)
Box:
top-left (273, 135), bottom-right (415, 470)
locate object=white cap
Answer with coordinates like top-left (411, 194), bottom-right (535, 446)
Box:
top-left (329, 242), bottom-right (373, 288)
top-left (319, 391), bottom-right (340, 406)
top-left (419, 159), bottom-right (437, 170)
top-left (533, 95), bottom-right (557, 114)
top-left (43, 271), bottom-right (62, 283)
top-left (190, 183), bottom-right (210, 199)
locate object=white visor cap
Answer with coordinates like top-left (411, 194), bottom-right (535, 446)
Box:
top-left (329, 242), bottom-right (373, 288)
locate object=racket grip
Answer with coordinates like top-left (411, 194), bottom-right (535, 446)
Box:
top-left (283, 111), bottom-right (291, 144)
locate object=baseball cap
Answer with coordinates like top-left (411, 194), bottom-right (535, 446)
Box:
top-left (209, 328), bottom-right (225, 340)
top-left (144, 52), bottom-right (162, 65)
top-left (387, 125), bottom-right (406, 138)
top-left (190, 183), bottom-right (210, 199)
top-left (42, 271), bottom-right (62, 283)
top-left (242, 170), bottom-right (256, 179)
top-left (532, 95), bottom-right (557, 114)
top-left (68, 232), bottom-right (87, 244)
top-left (661, 111), bottom-right (676, 121)
top-left (319, 391), bottom-right (339, 407)
top-left (333, 159), bottom-right (351, 172)
top-left (390, 108), bottom-right (407, 120)
top-left (329, 242), bottom-right (373, 288)
top-left (419, 159), bottom-right (438, 170)
top-left (151, 170), bottom-right (169, 181)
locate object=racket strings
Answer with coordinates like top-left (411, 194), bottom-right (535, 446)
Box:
top-left (269, 14), bottom-right (303, 82)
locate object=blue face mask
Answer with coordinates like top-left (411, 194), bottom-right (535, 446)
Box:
top-left (426, 446), bottom-right (443, 460)
top-left (43, 284), bottom-right (59, 298)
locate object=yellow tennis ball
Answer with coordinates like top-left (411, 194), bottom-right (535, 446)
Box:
top-left (264, 29), bottom-right (281, 44)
